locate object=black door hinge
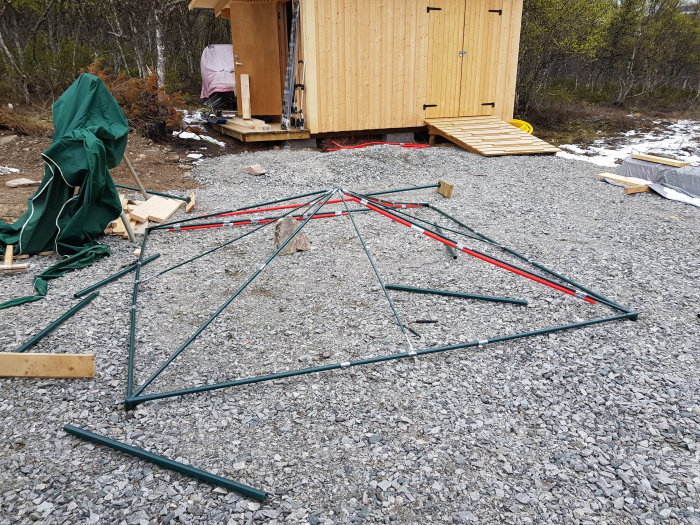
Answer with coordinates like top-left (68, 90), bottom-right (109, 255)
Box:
top-left (427, 7), bottom-right (442, 13)
top-left (423, 104), bottom-right (438, 110)
top-left (488, 9), bottom-right (502, 15)
top-left (481, 102), bottom-right (495, 107)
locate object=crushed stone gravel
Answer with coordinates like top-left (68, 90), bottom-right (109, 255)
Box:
top-left (1, 144), bottom-right (699, 524)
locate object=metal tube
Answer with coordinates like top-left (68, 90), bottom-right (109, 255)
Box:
top-left (126, 233), bottom-right (150, 402)
top-left (73, 254), bottom-right (161, 298)
top-left (115, 184), bottom-right (190, 203)
top-left (364, 183), bottom-right (439, 196)
top-left (428, 205), bottom-right (633, 315)
top-left (131, 190), bottom-right (337, 398)
top-left (152, 189), bottom-right (329, 230)
top-left (385, 284), bottom-right (528, 306)
top-left (435, 226), bottom-right (457, 259)
top-left (345, 192), bottom-right (598, 305)
top-left (144, 191), bottom-right (332, 283)
top-left (63, 425), bottom-right (267, 501)
top-left (120, 211), bottom-right (136, 243)
top-left (15, 292), bottom-right (99, 353)
top-left (125, 313), bottom-right (634, 406)
top-left (122, 156), bottom-right (149, 200)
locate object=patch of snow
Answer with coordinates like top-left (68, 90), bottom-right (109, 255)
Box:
top-left (556, 119), bottom-right (700, 167)
top-left (172, 130), bottom-right (225, 148)
top-left (187, 153), bottom-right (203, 159)
top-left (179, 109), bottom-right (206, 125)
top-left (0, 166), bottom-right (20, 174)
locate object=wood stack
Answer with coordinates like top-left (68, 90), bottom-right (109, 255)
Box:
top-left (104, 194), bottom-right (191, 238)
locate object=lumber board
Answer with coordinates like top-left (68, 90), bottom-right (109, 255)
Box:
top-left (631, 153), bottom-right (690, 168)
top-left (596, 173), bottom-right (651, 194)
top-left (0, 353), bottom-right (94, 378)
top-left (129, 196), bottom-right (184, 223)
top-left (240, 74), bottom-right (251, 120)
top-left (210, 121), bottom-right (310, 143)
top-left (228, 116), bottom-right (271, 131)
top-left (185, 192), bottom-right (196, 213)
top-left (3, 245), bottom-right (12, 266)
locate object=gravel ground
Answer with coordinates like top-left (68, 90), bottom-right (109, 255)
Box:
top-left (1, 144), bottom-right (699, 525)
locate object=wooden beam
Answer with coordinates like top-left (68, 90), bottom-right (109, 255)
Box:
top-left (3, 244), bottom-right (12, 266)
top-left (0, 353), bottom-right (94, 378)
top-left (596, 173), bottom-right (650, 194)
top-left (631, 153), bottom-right (690, 168)
top-left (240, 74), bottom-right (251, 120)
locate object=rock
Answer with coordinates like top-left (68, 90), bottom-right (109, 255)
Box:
top-left (243, 164), bottom-right (267, 176)
top-left (0, 134), bottom-right (18, 145)
top-left (274, 216), bottom-right (310, 255)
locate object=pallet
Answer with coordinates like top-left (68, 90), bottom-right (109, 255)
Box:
top-left (425, 117), bottom-right (559, 157)
top-left (210, 121), bottom-right (310, 143)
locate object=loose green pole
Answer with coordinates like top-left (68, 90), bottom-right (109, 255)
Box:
top-left (73, 254), bottom-right (160, 298)
top-left (115, 184), bottom-right (190, 203)
top-left (126, 233), bottom-right (151, 402)
top-left (385, 284), bottom-right (528, 306)
top-left (125, 313), bottom-right (635, 407)
top-left (130, 190), bottom-right (336, 399)
top-left (15, 292), bottom-right (99, 353)
top-left (365, 183), bottom-right (439, 197)
top-left (63, 425), bottom-right (267, 501)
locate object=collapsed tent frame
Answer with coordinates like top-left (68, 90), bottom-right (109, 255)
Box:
top-left (122, 183), bottom-right (637, 411)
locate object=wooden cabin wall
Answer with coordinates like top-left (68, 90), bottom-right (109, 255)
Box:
top-left (302, 0), bottom-right (429, 134)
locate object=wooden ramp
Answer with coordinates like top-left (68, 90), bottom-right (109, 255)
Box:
top-left (426, 117), bottom-right (559, 156)
top-left (210, 121), bottom-right (310, 143)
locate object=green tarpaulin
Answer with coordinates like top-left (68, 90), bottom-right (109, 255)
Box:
top-left (0, 73), bottom-right (128, 309)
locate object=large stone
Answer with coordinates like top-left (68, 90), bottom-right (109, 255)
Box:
top-left (274, 216), bottom-right (310, 255)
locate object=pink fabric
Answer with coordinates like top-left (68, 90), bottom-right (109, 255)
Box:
top-left (200, 44), bottom-right (236, 99)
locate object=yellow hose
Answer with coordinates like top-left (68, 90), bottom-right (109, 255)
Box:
top-left (508, 119), bottom-right (533, 134)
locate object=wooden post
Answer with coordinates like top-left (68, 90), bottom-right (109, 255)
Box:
top-left (240, 74), bottom-right (251, 120)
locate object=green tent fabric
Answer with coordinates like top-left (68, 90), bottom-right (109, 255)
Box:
top-left (0, 73), bottom-right (127, 308)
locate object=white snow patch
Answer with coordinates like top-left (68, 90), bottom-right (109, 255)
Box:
top-left (0, 166), bottom-right (20, 174)
top-left (187, 153), bottom-right (203, 159)
top-left (173, 130), bottom-right (225, 148)
top-left (556, 119), bottom-right (699, 167)
top-left (179, 109), bottom-right (207, 125)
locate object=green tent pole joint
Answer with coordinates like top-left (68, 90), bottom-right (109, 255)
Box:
top-left (385, 284), bottom-right (528, 306)
top-left (63, 425), bottom-right (267, 501)
top-left (73, 254), bottom-right (160, 298)
top-left (115, 184), bottom-right (190, 203)
top-left (124, 313), bottom-right (636, 407)
top-left (15, 292), bottom-right (99, 353)
top-left (130, 190), bottom-right (337, 400)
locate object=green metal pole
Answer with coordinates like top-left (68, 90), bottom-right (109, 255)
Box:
top-left (385, 284), bottom-right (528, 306)
top-left (130, 190), bottom-right (337, 399)
top-left (73, 254), bottom-right (160, 298)
top-left (143, 191), bottom-right (334, 283)
top-left (125, 313), bottom-right (635, 406)
top-left (15, 292), bottom-right (99, 353)
top-left (115, 184), bottom-right (190, 203)
top-left (364, 183), bottom-right (439, 196)
top-left (152, 189), bottom-right (329, 230)
top-left (435, 226), bottom-right (457, 260)
top-left (428, 205), bottom-right (634, 315)
top-left (126, 233), bottom-right (151, 402)
top-left (63, 425), bottom-right (267, 501)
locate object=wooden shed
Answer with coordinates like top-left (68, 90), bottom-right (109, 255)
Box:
top-left (188, 0), bottom-right (558, 155)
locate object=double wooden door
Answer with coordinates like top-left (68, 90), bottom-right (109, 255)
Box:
top-left (425, 0), bottom-right (511, 119)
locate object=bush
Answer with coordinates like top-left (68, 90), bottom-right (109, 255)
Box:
top-left (82, 60), bottom-right (184, 137)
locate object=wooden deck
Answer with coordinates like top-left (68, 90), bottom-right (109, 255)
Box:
top-left (210, 121), bottom-right (311, 143)
top-left (425, 116), bottom-right (559, 156)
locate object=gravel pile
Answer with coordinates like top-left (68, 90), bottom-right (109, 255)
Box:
top-left (1, 144), bottom-right (699, 524)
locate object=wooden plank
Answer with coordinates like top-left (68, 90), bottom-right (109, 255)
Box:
top-left (595, 173), bottom-right (651, 186)
top-left (239, 74), bottom-right (251, 120)
top-left (210, 121), bottom-right (310, 142)
top-left (185, 192), bottom-right (196, 213)
top-left (631, 153), bottom-right (690, 168)
top-left (228, 116), bottom-right (270, 130)
top-left (130, 195), bottom-right (184, 223)
top-left (0, 353), bottom-right (94, 378)
top-left (3, 244), bottom-right (12, 266)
